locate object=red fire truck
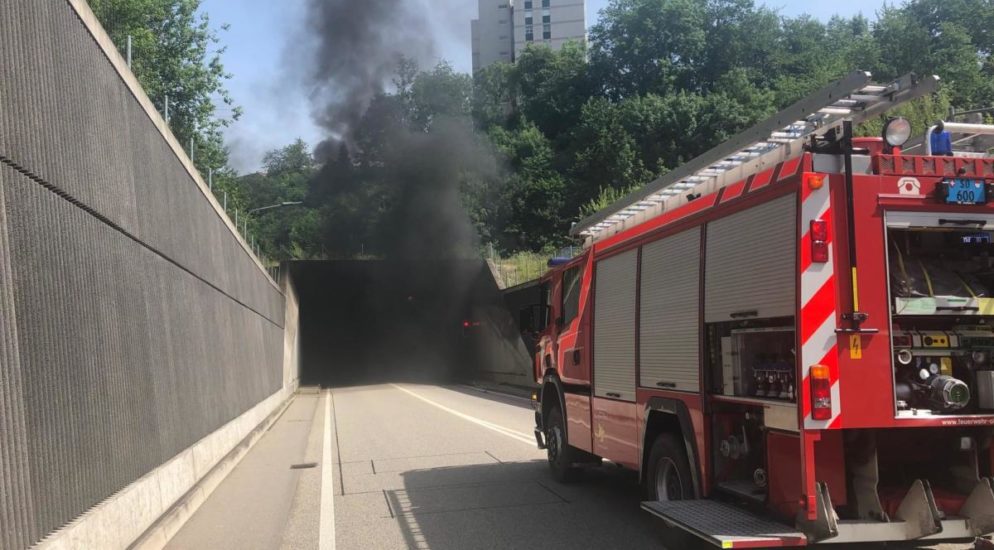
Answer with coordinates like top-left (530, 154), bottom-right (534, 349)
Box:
top-left (525, 71), bottom-right (994, 546)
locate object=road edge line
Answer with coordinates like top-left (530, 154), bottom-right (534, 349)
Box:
top-left (319, 389), bottom-right (336, 550)
top-left (391, 384), bottom-right (534, 445)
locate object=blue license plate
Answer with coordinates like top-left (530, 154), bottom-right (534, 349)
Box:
top-left (946, 178), bottom-right (987, 204)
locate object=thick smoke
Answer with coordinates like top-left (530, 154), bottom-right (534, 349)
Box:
top-left (303, 0), bottom-right (494, 260)
top-left (297, 2), bottom-right (513, 388)
top-left (305, 0), bottom-right (435, 144)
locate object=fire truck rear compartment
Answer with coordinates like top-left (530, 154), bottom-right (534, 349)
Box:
top-left (645, 426), bottom-right (994, 546)
top-left (887, 219), bottom-right (994, 415)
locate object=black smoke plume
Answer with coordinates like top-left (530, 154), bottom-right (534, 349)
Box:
top-left (305, 0), bottom-right (435, 145)
top-left (296, 2), bottom-right (515, 389)
top-left (303, 0), bottom-right (496, 260)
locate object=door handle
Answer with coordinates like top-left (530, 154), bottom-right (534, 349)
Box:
top-left (730, 310), bottom-right (758, 319)
top-left (606, 392), bottom-right (622, 399)
top-left (656, 381), bottom-right (677, 389)
top-left (939, 218), bottom-right (986, 226)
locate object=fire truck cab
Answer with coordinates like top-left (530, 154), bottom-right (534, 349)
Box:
top-left (525, 71), bottom-right (994, 547)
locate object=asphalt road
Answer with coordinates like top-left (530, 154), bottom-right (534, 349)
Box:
top-left (165, 384), bottom-right (975, 550)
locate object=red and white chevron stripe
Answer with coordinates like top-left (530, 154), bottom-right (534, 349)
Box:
top-left (800, 175), bottom-right (841, 429)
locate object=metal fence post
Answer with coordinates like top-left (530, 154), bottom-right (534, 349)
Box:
top-left (208, 168), bottom-right (213, 191)
top-left (223, 192), bottom-right (227, 211)
top-left (126, 35), bottom-right (132, 68)
top-left (164, 95), bottom-right (170, 123)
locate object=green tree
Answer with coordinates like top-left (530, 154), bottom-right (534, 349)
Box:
top-left (409, 62), bottom-right (473, 131)
top-left (569, 97), bottom-right (652, 204)
top-left (489, 123), bottom-right (569, 250)
top-left (513, 42), bottom-right (595, 140)
top-left (239, 140), bottom-right (315, 259)
top-left (89, 0), bottom-right (241, 180)
top-left (472, 62), bottom-right (517, 130)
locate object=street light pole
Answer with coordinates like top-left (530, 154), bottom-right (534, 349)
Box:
top-left (248, 201), bottom-right (303, 215)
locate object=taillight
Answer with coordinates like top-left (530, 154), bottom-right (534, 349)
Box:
top-left (810, 364), bottom-right (832, 421)
top-left (810, 220), bottom-right (829, 263)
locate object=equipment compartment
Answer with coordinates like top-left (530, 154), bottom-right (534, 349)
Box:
top-left (886, 214), bottom-right (994, 414)
top-left (720, 327), bottom-right (797, 402)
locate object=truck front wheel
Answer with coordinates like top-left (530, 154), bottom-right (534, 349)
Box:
top-left (545, 407), bottom-right (580, 483)
top-left (645, 434), bottom-right (694, 501)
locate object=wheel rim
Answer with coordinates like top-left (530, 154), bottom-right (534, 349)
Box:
top-left (654, 457), bottom-right (684, 501)
top-left (547, 424), bottom-right (563, 466)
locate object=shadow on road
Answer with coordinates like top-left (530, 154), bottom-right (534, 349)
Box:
top-left (381, 457), bottom-right (974, 550)
top-left (382, 459), bottom-right (710, 550)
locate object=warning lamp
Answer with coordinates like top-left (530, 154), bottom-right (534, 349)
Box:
top-left (810, 220), bottom-right (829, 263)
top-left (805, 173), bottom-right (825, 190)
top-left (810, 365), bottom-right (833, 421)
top-left (883, 117), bottom-right (912, 148)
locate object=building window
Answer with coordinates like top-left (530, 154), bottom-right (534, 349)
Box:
top-left (542, 14), bottom-right (550, 23)
top-left (525, 25), bottom-right (534, 41)
top-left (542, 0), bottom-right (550, 7)
top-left (543, 23), bottom-right (551, 39)
top-left (525, 15), bottom-right (532, 25)
top-left (524, 0), bottom-right (532, 8)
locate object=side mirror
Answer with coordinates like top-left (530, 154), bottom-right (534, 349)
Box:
top-left (519, 307), bottom-right (536, 333)
top-left (519, 304), bottom-right (551, 333)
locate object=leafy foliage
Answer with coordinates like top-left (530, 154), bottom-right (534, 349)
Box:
top-left (126, 0), bottom-right (994, 260)
top-left (90, 0), bottom-right (244, 210)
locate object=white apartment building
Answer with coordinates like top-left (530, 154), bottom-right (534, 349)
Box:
top-left (472, 0), bottom-right (587, 73)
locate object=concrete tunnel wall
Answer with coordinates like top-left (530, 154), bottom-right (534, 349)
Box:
top-left (289, 260), bottom-right (533, 390)
top-left (0, 2), bottom-right (297, 548)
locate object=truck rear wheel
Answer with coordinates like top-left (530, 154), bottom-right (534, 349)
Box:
top-left (545, 407), bottom-right (581, 483)
top-left (645, 434), bottom-right (694, 501)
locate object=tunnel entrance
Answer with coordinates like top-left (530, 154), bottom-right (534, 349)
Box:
top-left (289, 260), bottom-right (501, 387)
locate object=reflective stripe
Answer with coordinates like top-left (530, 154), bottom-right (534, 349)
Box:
top-left (800, 178), bottom-right (841, 428)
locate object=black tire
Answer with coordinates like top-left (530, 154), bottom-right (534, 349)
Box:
top-left (644, 433), bottom-right (695, 501)
top-left (545, 407), bottom-right (581, 483)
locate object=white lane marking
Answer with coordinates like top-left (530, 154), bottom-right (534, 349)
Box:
top-left (391, 384), bottom-right (535, 445)
top-left (319, 390), bottom-right (336, 550)
top-left (459, 383), bottom-right (533, 403)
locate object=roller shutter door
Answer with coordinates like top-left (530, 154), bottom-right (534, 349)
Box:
top-left (593, 249), bottom-right (637, 401)
top-left (705, 193), bottom-right (796, 322)
top-left (640, 228), bottom-right (701, 392)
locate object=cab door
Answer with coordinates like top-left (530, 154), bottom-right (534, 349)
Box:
top-left (557, 260), bottom-right (588, 384)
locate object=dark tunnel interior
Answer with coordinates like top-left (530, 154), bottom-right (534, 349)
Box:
top-left (289, 260), bottom-right (496, 388)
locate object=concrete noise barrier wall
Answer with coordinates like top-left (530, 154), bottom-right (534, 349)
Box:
top-left (0, 2), bottom-right (289, 548)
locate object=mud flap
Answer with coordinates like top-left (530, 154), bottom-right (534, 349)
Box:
top-left (796, 482), bottom-right (839, 542)
top-left (962, 478), bottom-right (994, 536)
top-left (895, 479), bottom-right (942, 539)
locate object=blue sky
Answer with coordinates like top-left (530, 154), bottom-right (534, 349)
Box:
top-left (202, 0), bottom-right (892, 172)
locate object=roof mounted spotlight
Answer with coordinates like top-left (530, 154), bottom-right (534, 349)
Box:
top-left (883, 117), bottom-right (912, 148)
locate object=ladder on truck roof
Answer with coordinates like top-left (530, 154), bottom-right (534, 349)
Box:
top-left (573, 71), bottom-right (940, 243)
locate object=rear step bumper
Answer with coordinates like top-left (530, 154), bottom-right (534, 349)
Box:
top-left (642, 500), bottom-right (807, 548)
top-left (643, 494), bottom-right (993, 547)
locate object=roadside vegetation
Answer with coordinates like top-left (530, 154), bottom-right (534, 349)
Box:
top-left (93, 0), bottom-right (994, 264)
